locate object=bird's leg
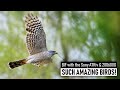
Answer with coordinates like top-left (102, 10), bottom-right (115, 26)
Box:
top-left (37, 64), bottom-right (41, 67)
top-left (32, 63), bottom-right (41, 67)
top-left (36, 63), bottom-right (41, 67)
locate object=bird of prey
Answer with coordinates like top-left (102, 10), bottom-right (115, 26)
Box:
top-left (8, 13), bottom-right (57, 69)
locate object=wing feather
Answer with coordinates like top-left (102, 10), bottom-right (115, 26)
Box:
top-left (24, 13), bottom-right (47, 55)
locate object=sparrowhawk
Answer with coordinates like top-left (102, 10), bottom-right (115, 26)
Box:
top-left (8, 13), bottom-right (57, 69)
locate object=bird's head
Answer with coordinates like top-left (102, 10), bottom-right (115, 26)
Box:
top-left (48, 50), bottom-right (64, 61)
top-left (48, 50), bottom-right (58, 56)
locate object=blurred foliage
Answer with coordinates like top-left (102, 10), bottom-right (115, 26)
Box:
top-left (0, 11), bottom-right (120, 79)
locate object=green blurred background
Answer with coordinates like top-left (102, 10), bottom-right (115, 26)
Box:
top-left (0, 11), bottom-right (120, 79)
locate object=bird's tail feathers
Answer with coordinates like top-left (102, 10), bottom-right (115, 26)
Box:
top-left (8, 59), bottom-right (27, 69)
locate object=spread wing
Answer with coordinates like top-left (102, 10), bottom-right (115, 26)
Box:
top-left (24, 13), bottom-right (47, 55)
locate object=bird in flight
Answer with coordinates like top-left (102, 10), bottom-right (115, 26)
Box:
top-left (8, 13), bottom-right (57, 69)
